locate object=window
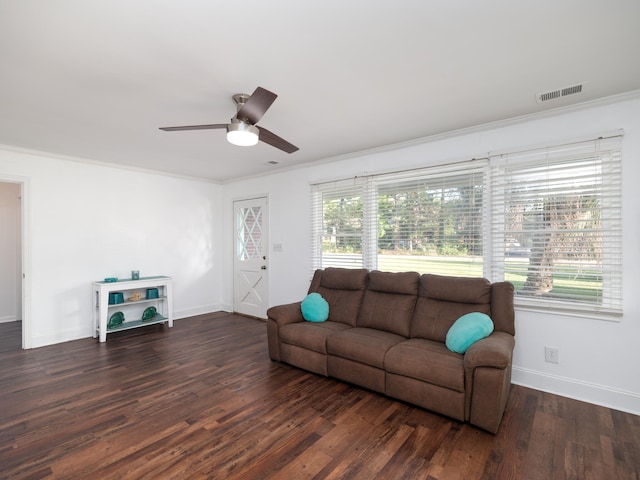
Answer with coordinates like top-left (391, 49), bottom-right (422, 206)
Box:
top-left (374, 166), bottom-right (485, 276)
top-left (490, 136), bottom-right (622, 315)
top-left (312, 161), bottom-right (487, 277)
top-left (311, 134), bottom-right (623, 317)
top-left (311, 177), bottom-right (368, 269)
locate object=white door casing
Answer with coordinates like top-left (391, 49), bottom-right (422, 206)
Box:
top-left (233, 197), bottom-right (268, 318)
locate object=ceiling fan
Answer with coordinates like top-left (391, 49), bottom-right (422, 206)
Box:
top-left (159, 86), bottom-right (298, 153)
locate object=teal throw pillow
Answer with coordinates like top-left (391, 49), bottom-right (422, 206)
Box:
top-left (445, 312), bottom-right (494, 354)
top-left (301, 293), bottom-right (329, 322)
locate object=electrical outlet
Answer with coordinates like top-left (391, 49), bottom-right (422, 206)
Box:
top-left (545, 346), bottom-right (559, 364)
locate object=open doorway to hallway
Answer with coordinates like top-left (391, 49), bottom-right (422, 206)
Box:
top-left (0, 181), bottom-right (22, 349)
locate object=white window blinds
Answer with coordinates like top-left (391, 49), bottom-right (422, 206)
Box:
top-left (311, 177), bottom-right (369, 269)
top-left (311, 161), bottom-right (487, 277)
top-left (311, 134), bottom-right (623, 317)
top-left (373, 164), bottom-right (486, 276)
top-left (489, 136), bottom-right (623, 315)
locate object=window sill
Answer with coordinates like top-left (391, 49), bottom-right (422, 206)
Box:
top-left (514, 299), bottom-right (622, 322)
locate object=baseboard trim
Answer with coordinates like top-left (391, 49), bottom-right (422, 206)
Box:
top-left (28, 306), bottom-right (231, 348)
top-left (512, 366), bottom-right (640, 416)
top-left (174, 304), bottom-right (226, 319)
top-left (0, 315), bottom-right (17, 323)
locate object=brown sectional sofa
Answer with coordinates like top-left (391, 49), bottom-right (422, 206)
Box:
top-left (266, 267), bottom-right (515, 433)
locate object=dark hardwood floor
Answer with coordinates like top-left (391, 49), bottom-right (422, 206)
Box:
top-left (1, 314), bottom-right (638, 479)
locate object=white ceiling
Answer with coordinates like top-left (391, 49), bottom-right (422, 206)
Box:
top-left (1, 1), bottom-right (639, 183)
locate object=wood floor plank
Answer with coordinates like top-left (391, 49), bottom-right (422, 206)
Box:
top-left (1, 314), bottom-right (638, 479)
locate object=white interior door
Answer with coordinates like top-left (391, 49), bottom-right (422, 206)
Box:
top-left (233, 197), bottom-right (268, 318)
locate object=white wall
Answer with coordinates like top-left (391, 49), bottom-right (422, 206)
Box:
top-left (0, 148), bottom-right (224, 347)
top-left (222, 95), bottom-right (640, 415)
top-left (0, 181), bottom-right (21, 322)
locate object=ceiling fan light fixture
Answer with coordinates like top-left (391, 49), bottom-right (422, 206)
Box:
top-left (227, 121), bottom-right (259, 147)
top-left (160, 87), bottom-right (297, 153)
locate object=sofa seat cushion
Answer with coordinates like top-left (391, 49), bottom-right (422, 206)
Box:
top-left (385, 338), bottom-right (465, 392)
top-left (280, 321), bottom-right (352, 354)
top-left (327, 327), bottom-right (406, 369)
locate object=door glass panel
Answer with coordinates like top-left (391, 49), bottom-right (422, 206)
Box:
top-left (236, 206), bottom-right (263, 261)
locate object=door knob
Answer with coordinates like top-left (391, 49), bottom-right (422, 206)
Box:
top-left (261, 265), bottom-right (266, 270)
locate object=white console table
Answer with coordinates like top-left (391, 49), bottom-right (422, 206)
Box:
top-left (92, 276), bottom-right (173, 342)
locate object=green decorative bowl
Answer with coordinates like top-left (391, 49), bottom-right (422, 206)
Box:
top-left (108, 311), bottom-right (124, 329)
top-left (142, 306), bottom-right (157, 322)
top-left (104, 277), bottom-right (118, 283)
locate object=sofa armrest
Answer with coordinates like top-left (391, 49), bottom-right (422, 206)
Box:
top-left (266, 302), bottom-right (303, 362)
top-left (267, 302), bottom-right (304, 326)
top-left (463, 331), bottom-right (514, 370)
top-left (463, 331), bottom-right (515, 433)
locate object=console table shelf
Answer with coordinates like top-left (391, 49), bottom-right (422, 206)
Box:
top-left (92, 276), bottom-right (173, 342)
top-left (103, 315), bottom-right (168, 333)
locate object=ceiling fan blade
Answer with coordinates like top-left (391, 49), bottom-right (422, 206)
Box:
top-left (258, 126), bottom-right (299, 154)
top-left (235, 87), bottom-right (277, 125)
top-left (159, 124), bottom-right (227, 131)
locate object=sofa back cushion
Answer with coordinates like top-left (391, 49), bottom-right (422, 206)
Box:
top-left (309, 267), bottom-right (368, 327)
top-left (411, 274), bottom-right (494, 342)
top-left (357, 271), bottom-right (419, 337)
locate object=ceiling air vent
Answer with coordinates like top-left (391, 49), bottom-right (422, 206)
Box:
top-left (536, 83), bottom-right (584, 103)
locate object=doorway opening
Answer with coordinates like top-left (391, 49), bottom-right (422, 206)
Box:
top-left (0, 181), bottom-right (22, 349)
